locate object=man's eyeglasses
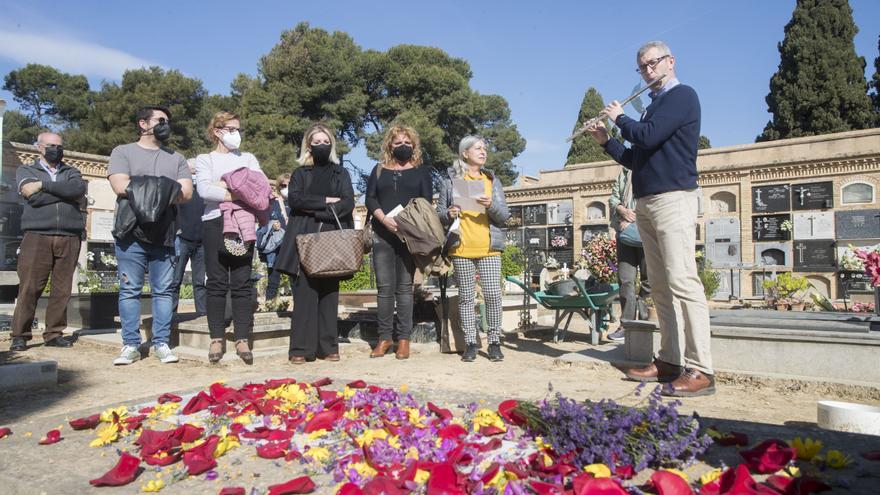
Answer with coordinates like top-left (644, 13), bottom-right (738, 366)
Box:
top-left (636, 55), bottom-right (670, 73)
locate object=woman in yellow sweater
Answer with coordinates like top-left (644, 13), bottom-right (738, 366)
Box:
top-left (437, 136), bottom-right (510, 362)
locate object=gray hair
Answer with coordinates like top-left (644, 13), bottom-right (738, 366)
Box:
top-left (637, 41), bottom-right (672, 59)
top-left (451, 135), bottom-right (486, 178)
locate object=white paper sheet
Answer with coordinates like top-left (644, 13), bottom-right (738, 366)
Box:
top-left (451, 178), bottom-right (486, 213)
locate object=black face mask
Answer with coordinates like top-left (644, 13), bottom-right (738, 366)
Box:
top-left (392, 144), bottom-right (413, 163)
top-left (44, 145), bottom-right (64, 165)
top-left (311, 144), bottom-right (332, 164)
top-left (151, 121), bottom-right (172, 142)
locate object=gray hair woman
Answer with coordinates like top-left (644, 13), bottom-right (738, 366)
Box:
top-left (436, 135), bottom-right (510, 362)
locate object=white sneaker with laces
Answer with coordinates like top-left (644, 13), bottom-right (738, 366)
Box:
top-left (154, 343), bottom-right (179, 364)
top-left (113, 345), bottom-right (141, 365)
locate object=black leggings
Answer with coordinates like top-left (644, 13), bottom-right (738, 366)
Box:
top-left (203, 216), bottom-right (255, 340)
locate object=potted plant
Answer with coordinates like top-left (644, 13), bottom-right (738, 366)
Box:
top-left (762, 272), bottom-right (809, 310)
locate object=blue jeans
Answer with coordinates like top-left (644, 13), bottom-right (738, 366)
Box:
top-left (171, 236), bottom-right (207, 315)
top-left (115, 237), bottom-right (175, 347)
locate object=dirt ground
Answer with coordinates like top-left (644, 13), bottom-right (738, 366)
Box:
top-left (1, 329), bottom-right (879, 494)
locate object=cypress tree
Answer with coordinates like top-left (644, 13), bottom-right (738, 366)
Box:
top-left (565, 87), bottom-right (610, 165)
top-left (871, 35), bottom-right (880, 121)
top-left (757, 0), bottom-right (874, 141)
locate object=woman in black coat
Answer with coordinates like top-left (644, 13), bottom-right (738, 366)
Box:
top-left (274, 123), bottom-right (354, 364)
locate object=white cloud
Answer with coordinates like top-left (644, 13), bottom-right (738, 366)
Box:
top-left (0, 29), bottom-right (159, 79)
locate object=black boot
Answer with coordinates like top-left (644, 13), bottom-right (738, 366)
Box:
top-left (487, 344), bottom-right (504, 362)
top-left (10, 337), bottom-right (27, 352)
top-left (461, 343), bottom-right (478, 362)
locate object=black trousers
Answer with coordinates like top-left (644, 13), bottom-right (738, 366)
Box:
top-left (372, 232), bottom-right (415, 341)
top-left (203, 217), bottom-right (255, 340)
top-left (289, 273), bottom-right (339, 358)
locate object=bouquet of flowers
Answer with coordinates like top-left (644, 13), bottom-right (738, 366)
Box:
top-left (839, 245), bottom-right (866, 272)
top-left (854, 245), bottom-right (880, 287)
top-left (576, 234), bottom-right (618, 283)
top-left (543, 255), bottom-right (560, 269)
top-left (550, 235), bottom-right (568, 248)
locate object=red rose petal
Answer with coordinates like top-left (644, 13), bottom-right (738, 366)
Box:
top-left (764, 475), bottom-right (832, 495)
top-left (157, 393), bottom-right (182, 404)
top-left (135, 429), bottom-right (176, 456)
top-left (427, 463), bottom-right (466, 495)
top-left (475, 437), bottom-right (502, 452)
top-left (363, 476), bottom-right (403, 495)
top-left (182, 391), bottom-right (216, 415)
top-left (529, 480), bottom-right (564, 495)
top-left (183, 435), bottom-right (219, 475)
top-left (573, 473), bottom-right (629, 495)
top-left (219, 488), bottom-right (247, 495)
top-left (427, 402), bottom-right (453, 420)
top-left (89, 452), bottom-right (142, 486)
top-left (310, 377), bottom-right (333, 388)
top-left (68, 414), bottom-right (101, 430)
top-left (284, 449), bottom-right (302, 462)
top-left (268, 475), bottom-right (316, 495)
top-left (438, 424), bottom-right (468, 440)
top-left (614, 464), bottom-right (635, 480)
top-left (479, 425), bottom-right (506, 436)
top-left (257, 442), bottom-right (288, 459)
top-left (38, 429), bottom-right (62, 445)
top-left (337, 482), bottom-right (365, 495)
top-left (265, 378), bottom-right (298, 389)
top-left (497, 399), bottom-right (527, 426)
top-left (740, 439), bottom-right (796, 474)
top-left (347, 380), bottom-right (367, 389)
top-left (173, 423), bottom-right (205, 443)
top-left (650, 471), bottom-right (694, 495)
top-left (0, 427), bottom-right (10, 438)
top-left (303, 408), bottom-right (342, 433)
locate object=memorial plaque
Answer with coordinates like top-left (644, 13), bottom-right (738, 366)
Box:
top-left (791, 181), bottom-right (834, 210)
top-left (523, 204), bottom-right (547, 226)
top-left (792, 211), bottom-right (835, 240)
top-left (552, 249), bottom-right (574, 268)
top-left (793, 240), bottom-right (836, 272)
top-left (752, 184), bottom-right (790, 213)
top-left (547, 200), bottom-right (574, 225)
top-left (754, 242), bottom-right (792, 267)
top-left (838, 271), bottom-right (873, 295)
top-left (581, 225), bottom-right (610, 245)
top-left (508, 206), bottom-right (523, 224)
top-left (835, 209), bottom-right (880, 240)
top-left (706, 217), bottom-right (741, 267)
top-left (90, 210), bottom-right (115, 241)
top-left (504, 229), bottom-right (523, 248)
top-left (525, 228), bottom-right (547, 249)
top-left (752, 214), bottom-right (791, 241)
top-left (529, 249), bottom-right (550, 276)
top-left (548, 226), bottom-right (573, 249)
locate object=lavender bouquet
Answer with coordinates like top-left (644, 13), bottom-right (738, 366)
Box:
top-left (515, 385), bottom-right (712, 471)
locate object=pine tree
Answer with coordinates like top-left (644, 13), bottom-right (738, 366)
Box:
top-left (758, 0), bottom-right (874, 141)
top-left (871, 35), bottom-right (879, 121)
top-left (565, 88), bottom-right (610, 165)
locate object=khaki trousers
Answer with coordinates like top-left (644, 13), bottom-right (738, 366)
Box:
top-left (636, 189), bottom-right (713, 374)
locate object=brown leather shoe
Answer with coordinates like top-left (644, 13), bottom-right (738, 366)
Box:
top-left (324, 353), bottom-right (340, 362)
top-left (624, 359), bottom-right (683, 383)
top-left (289, 356), bottom-right (306, 365)
top-left (395, 339), bottom-right (410, 360)
top-left (370, 340), bottom-right (393, 358)
top-left (662, 368), bottom-right (716, 397)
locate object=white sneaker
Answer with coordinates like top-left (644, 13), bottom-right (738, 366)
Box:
top-left (113, 345), bottom-right (141, 365)
top-left (153, 343), bottom-right (179, 364)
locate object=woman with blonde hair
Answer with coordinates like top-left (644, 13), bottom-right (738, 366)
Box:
top-left (195, 111), bottom-right (267, 364)
top-left (436, 135), bottom-right (509, 362)
top-left (274, 123), bottom-right (354, 364)
top-left (365, 125), bottom-right (433, 360)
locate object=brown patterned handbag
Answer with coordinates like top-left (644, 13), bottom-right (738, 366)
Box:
top-left (296, 205), bottom-right (364, 278)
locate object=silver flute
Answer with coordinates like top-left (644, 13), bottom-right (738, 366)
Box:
top-left (567, 74), bottom-right (667, 142)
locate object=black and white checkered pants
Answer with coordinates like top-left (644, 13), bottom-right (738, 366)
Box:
top-left (452, 255), bottom-right (503, 345)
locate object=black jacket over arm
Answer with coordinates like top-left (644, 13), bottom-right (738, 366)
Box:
top-left (273, 164), bottom-right (355, 277)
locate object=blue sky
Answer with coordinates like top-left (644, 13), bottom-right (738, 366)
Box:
top-left (1, 0), bottom-right (878, 178)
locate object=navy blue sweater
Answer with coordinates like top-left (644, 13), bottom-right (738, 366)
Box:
top-left (603, 84), bottom-right (701, 198)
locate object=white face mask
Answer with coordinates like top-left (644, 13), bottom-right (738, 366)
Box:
top-left (221, 131), bottom-right (241, 150)
top-left (280, 189), bottom-right (289, 199)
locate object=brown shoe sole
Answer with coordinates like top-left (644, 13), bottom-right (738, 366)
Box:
top-left (662, 385), bottom-right (716, 398)
top-left (624, 373), bottom-right (680, 383)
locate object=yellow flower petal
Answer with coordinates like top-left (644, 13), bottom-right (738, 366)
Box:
top-left (583, 464), bottom-right (612, 478)
top-left (141, 479), bottom-right (165, 492)
top-left (700, 468), bottom-right (722, 486)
